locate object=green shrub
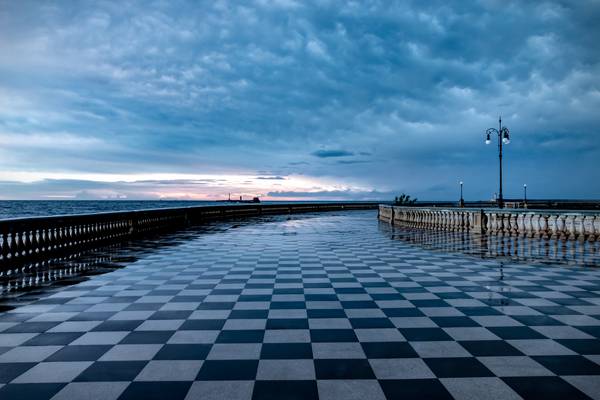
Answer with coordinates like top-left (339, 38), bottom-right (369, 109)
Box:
top-left (394, 193), bottom-right (417, 205)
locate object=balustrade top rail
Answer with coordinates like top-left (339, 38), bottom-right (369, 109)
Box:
top-left (0, 202), bottom-right (378, 271)
top-left (379, 204), bottom-right (600, 243)
top-left (382, 205), bottom-right (600, 216)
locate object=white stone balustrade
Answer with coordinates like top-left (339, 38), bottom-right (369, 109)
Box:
top-left (379, 205), bottom-right (599, 242)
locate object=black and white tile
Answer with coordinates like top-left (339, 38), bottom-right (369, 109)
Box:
top-left (1, 211), bottom-right (599, 399)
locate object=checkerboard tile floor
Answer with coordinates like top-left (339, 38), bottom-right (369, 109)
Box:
top-left (1, 210), bottom-right (599, 400)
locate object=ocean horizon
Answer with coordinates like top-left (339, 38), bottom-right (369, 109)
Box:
top-left (0, 199), bottom-right (384, 220)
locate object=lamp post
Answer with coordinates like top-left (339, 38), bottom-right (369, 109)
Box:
top-left (459, 181), bottom-right (464, 208)
top-left (523, 184), bottom-right (527, 208)
top-left (485, 116), bottom-right (511, 208)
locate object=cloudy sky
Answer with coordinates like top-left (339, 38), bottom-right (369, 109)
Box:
top-left (0, 0), bottom-right (599, 201)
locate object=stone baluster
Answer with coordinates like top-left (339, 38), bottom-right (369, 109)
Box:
top-left (486, 212), bottom-right (493, 233)
top-left (574, 215), bottom-right (586, 241)
top-left (565, 215), bottom-right (576, 240)
top-left (495, 213), bottom-right (502, 235)
top-left (467, 211), bottom-right (473, 231)
top-left (466, 212), bottom-right (473, 232)
top-left (505, 213), bottom-right (512, 235)
top-left (547, 215), bottom-right (558, 240)
top-left (488, 213), bottom-right (496, 234)
top-left (1, 231), bottom-right (8, 262)
top-left (510, 214), bottom-right (518, 236)
top-left (516, 214), bottom-right (525, 237)
top-left (593, 216), bottom-right (600, 242)
top-left (527, 214), bottom-right (540, 238)
top-left (539, 215), bottom-right (549, 239)
top-left (555, 215), bottom-right (567, 240)
top-left (522, 214), bottom-right (531, 237)
top-left (584, 215), bottom-right (595, 242)
top-left (498, 213), bottom-right (507, 235)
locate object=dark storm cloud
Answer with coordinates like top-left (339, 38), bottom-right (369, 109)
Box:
top-left (0, 0), bottom-right (599, 199)
top-left (312, 149), bottom-right (354, 158)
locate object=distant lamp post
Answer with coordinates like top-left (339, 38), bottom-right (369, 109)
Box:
top-left (459, 181), bottom-right (465, 208)
top-left (523, 184), bottom-right (527, 208)
top-left (485, 116), bottom-right (511, 208)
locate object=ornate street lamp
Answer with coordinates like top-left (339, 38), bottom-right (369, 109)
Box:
top-left (459, 181), bottom-right (464, 208)
top-left (485, 116), bottom-right (510, 208)
top-left (523, 184), bottom-right (527, 208)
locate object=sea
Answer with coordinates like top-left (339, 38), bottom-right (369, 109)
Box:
top-left (0, 200), bottom-right (375, 220)
top-left (0, 200), bottom-right (225, 220)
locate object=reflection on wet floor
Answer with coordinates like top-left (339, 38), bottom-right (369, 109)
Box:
top-left (2, 212), bottom-right (599, 307)
top-left (381, 222), bottom-right (600, 268)
top-left (0, 213), bottom-right (325, 305)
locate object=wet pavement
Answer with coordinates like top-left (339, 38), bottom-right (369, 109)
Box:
top-left (0, 210), bottom-right (599, 400)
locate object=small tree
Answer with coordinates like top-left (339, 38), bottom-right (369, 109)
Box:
top-left (394, 193), bottom-right (417, 206)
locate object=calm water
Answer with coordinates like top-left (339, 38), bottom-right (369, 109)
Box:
top-left (0, 200), bottom-right (226, 219)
